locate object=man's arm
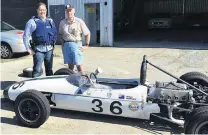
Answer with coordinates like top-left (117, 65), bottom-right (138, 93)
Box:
top-left (58, 20), bottom-right (64, 44)
top-left (85, 33), bottom-right (91, 46)
top-left (79, 19), bottom-right (91, 46)
top-left (23, 19), bottom-right (36, 52)
top-left (49, 18), bottom-right (57, 47)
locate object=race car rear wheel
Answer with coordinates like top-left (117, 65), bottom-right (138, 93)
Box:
top-left (178, 72), bottom-right (208, 86)
top-left (184, 106), bottom-right (208, 134)
top-left (54, 68), bottom-right (75, 75)
top-left (14, 90), bottom-right (50, 128)
top-left (178, 72), bottom-right (208, 102)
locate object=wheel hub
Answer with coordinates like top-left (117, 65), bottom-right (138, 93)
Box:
top-left (1, 45), bottom-right (10, 57)
top-left (18, 99), bottom-right (41, 123)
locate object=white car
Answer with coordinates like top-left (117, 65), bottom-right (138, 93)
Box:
top-left (1, 21), bottom-right (27, 58)
top-left (3, 56), bottom-right (208, 134)
top-left (148, 18), bottom-right (172, 29)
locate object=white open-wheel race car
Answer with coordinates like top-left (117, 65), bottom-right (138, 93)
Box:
top-left (3, 55), bottom-right (208, 134)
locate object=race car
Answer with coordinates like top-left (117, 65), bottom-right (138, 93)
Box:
top-left (3, 55), bottom-right (208, 134)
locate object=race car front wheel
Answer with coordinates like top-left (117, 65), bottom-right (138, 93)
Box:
top-left (14, 90), bottom-right (50, 128)
top-left (184, 106), bottom-right (208, 134)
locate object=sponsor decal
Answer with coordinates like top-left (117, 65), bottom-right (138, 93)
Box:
top-left (126, 96), bottom-right (133, 100)
top-left (128, 102), bottom-right (139, 111)
top-left (119, 94), bottom-right (125, 99)
top-left (77, 88), bottom-right (83, 95)
top-left (107, 93), bottom-right (112, 98)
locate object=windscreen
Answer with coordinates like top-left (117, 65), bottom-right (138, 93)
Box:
top-left (1, 21), bottom-right (16, 32)
top-left (66, 73), bottom-right (92, 87)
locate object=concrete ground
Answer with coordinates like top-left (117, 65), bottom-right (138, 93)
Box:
top-left (1, 45), bottom-right (208, 134)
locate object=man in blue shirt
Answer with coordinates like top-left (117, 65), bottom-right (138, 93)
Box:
top-left (23, 2), bottom-right (57, 78)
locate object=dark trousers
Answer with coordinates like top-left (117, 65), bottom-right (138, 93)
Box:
top-left (32, 50), bottom-right (53, 78)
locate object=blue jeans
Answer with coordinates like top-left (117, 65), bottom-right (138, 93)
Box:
top-left (32, 50), bottom-right (53, 77)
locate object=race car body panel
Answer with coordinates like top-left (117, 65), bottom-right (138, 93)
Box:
top-left (5, 74), bottom-right (160, 120)
top-left (51, 94), bottom-right (160, 119)
top-left (7, 75), bottom-right (76, 101)
top-left (7, 75), bottom-right (142, 101)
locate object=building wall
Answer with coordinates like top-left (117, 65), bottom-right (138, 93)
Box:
top-left (48, 0), bottom-right (113, 46)
top-left (1, 0), bottom-right (47, 30)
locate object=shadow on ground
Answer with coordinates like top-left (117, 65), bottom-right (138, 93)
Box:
top-left (1, 81), bottom-right (17, 90)
top-left (1, 98), bottom-right (184, 134)
top-left (1, 53), bottom-right (29, 63)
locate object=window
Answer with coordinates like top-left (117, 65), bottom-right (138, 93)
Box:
top-left (1, 21), bottom-right (16, 32)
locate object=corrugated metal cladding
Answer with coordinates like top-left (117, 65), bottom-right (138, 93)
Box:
top-left (144, 0), bottom-right (208, 14)
top-left (48, 0), bottom-right (65, 5)
top-left (65, 0), bottom-right (113, 46)
top-left (185, 0), bottom-right (208, 13)
top-left (144, 0), bottom-right (183, 14)
top-left (48, 0), bottom-right (113, 46)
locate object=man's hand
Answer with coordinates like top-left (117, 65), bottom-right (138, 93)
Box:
top-left (79, 45), bottom-right (89, 52)
top-left (27, 48), bottom-right (34, 55)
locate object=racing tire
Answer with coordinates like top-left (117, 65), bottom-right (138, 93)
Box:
top-left (54, 68), bottom-right (75, 75)
top-left (14, 90), bottom-right (51, 128)
top-left (184, 106), bottom-right (208, 134)
top-left (178, 72), bottom-right (208, 86)
top-left (1, 44), bottom-right (13, 59)
top-left (22, 67), bottom-right (43, 78)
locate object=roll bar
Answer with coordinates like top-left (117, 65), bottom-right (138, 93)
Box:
top-left (140, 55), bottom-right (208, 96)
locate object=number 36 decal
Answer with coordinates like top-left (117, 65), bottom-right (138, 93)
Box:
top-left (92, 99), bottom-right (122, 115)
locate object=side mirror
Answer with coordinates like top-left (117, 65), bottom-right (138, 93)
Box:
top-left (95, 67), bottom-right (103, 75)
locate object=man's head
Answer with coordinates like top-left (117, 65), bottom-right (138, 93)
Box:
top-left (37, 2), bottom-right (47, 19)
top-left (65, 4), bottom-right (75, 19)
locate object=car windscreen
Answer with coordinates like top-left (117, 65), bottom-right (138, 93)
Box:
top-left (66, 73), bottom-right (91, 87)
top-left (1, 21), bottom-right (16, 32)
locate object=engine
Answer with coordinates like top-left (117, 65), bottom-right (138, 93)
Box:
top-left (148, 81), bottom-right (194, 103)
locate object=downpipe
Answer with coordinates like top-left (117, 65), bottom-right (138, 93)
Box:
top-left (167, 103), bottom-right (185, 126)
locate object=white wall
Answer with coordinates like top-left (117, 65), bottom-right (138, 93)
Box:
top-left (48, 0), bottom-right (113, 46)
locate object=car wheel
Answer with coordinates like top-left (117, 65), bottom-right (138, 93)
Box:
top-left (184, 106), bottom-right (208, 134)
top-left (54, 68), bottom-right (75, 75)
top-left (22, 67), bottom-right (43, 78)
top-left (178, 72), bottom-right (208, 86)
top-left (177, 72), bottom-right (208, 101)
top-left (14, 90), bottom-right (50, 128)
top-left (1, 44), bottom-right (13, 58)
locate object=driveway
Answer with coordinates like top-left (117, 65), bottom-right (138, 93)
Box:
top-left (1, 45), bottom-right (208, 134)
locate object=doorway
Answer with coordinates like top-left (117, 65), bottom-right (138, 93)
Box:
top-left (84, 3), bottom-right (100, 45)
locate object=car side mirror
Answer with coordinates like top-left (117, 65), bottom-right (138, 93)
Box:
top-left (95, 67), bottom-right (103, 75)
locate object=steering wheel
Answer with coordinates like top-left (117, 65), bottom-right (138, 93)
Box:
top-left (80, 75), bottom-right (91, 86)
top-left (89, 73), bottom-right (97, 83)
